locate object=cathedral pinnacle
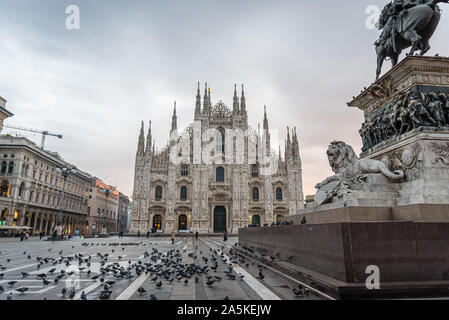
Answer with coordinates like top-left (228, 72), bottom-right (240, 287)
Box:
top-left (171, 102), bottom-right (177, 132)
top-left (240, 84), bottom-right (246, 114)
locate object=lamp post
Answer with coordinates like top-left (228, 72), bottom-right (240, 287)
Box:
top-left (100, 185), bottom-right (115, 237)
top-left (55, 166), bottom-right (76, 239)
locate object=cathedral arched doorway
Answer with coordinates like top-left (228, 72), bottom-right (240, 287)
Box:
top-left (178, 214), bottom-right (187, 231)
top-left (251, 215), bottom-right (260, 226)
top-left (213, 206), bottom-right (226, 233)
top-left (153, 214), bottom-right (162, 231)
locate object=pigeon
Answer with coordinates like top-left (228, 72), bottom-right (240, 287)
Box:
top-left (0, 273), bottom-right (4, 279)
top-left (99, 290), bottom-right (111, 300)
top-left (8, 281), bottom-right (17, 287)
top-left (293, 287), bottom-right (304, 296)
top-left (7, 292), bottom-right (12, 300)
top-left (0, 285), bottom-right (3, 292)
top-left (21, 272), bottom-right (29, 277)
top-left (16, 287), bottom-right (29, 294)
top-left (155, 280), bottom-right (162, 288)
top-left (184, 279), bottom-right (189, 285)
top-left (80, 291), bottom-right (87, 300)
top-left (69, 288), bottom-right (76, 300)
top-left (223, 296), bottom-right (230, 300)
top-left (43, 279), bottom-right (50, 286)
top-left (149, 294), bottom-right (157, 300)
top-left (138, 287), bottom-right (146, 295)
top-left (49, 268), bottom-right (56, 274)
top-left (61, 288), bottom-right (67, 297)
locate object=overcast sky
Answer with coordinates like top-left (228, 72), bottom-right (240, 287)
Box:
top-left (1, 0), bottom-right (449, 198)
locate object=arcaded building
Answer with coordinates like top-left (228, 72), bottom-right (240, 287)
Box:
top-left (130, 84), bottom-right (304, 234)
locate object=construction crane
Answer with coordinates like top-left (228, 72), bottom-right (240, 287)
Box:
top-left (3, 124), bottom-right (63, 149)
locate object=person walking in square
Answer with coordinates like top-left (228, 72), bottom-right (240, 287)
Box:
top-left (171, 229), bottom-right (175, 244)
top-left (195, 231), bottom-right (199, 240)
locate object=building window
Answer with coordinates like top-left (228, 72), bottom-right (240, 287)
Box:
top-left (18, 182), bottom-right (25, 198)
top-left (216, 166), bottom-right (225, 182)
top-left (216, 128), bottom-right (225, 152)
top-left (1, 162), bottom-right (6, 174)
top-left (7, 162), bottom-right (14, 174)
top-left (155, 185), bottom-right (163, 200)
top-left (251, 164), bottom-right (259, 177)
top-left (180, 186), bottom-right (187, 200)
top-left (252, 187), bottom-right (259, 201)
top-left (276, 187), bottom-right (283, 201)
top-left (29, 191), bottom-right (34, 202)
top-left (180, 164), bottom-right (189, 176)
top-left (0, 180), bottom-right (10, 197)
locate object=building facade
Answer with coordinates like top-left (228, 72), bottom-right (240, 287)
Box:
top-left (130, 83), bottom-right (304, 234)
top-left (0, 136), bottom-right (92, 235)
top-left (0, 96), bottom-right (13, 133)
top-left (86, 178), bottom-right (119, 234)
top-left (117, 192), bottom-right (130, 233)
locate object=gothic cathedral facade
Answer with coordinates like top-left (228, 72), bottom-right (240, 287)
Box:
top-left (130, 83), bottom-right (304, 234)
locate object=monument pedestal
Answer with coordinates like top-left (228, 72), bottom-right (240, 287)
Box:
top-left (241, 56), bottom-right (449, 298)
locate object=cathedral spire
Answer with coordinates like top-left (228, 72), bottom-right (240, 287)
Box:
top-left (293, 127), bottom-right (301, 165)
top-left (263, 105), bottom-right (269, 131)
top-left (240, 84), bottom-right (246, 114)
top-left (145, 120), bottom-right (152, 156)
top-left (203, 83), bottom-right (209, 115)
top-left (137, 120), bottom-right (145, 156)
top-left (208, 86), bottom-right (212, 110)
top-left (171, 102), bottom-right (177, 132)
top-left (233, 84), bottom-right (239, 115)
top-left (286, 126), bottom-right (292, 161)
top-left (195, 82), bottom-right (201, 117)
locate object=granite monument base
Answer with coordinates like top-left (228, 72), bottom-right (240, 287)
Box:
top-left (238, 222), bottom-right (449, 299)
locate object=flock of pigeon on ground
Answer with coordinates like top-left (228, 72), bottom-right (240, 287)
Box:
top-left (0, 240), bottom-right (312, 300)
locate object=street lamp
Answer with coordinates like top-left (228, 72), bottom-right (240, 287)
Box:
top-left (100, 185), bottom-right (115, 237)
top-left (55, 166), bottom-right (76, 238)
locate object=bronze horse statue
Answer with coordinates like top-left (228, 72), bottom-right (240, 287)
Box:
top-left (375, 0), bottom-right (448, 81)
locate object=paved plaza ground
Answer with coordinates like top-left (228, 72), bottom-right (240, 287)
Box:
top-left (0, 236), bottom-right (323, 300)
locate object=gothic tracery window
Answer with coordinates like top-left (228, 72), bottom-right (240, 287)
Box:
top-left (180, 186), bottom-right (187, 200)
top-left (216, 166), bottom-right (225, 182)
top-left (252, 187), bottom-right (259, 201)
top-left (276, 187), bottom-right (283, 201)
top-left (180, 164), bottom-right (189, 176)
top-left (155, 185), bottom-right (163, 200)
top-left (216, 128), bottom-right (225, 152)
top-left (251, 164), bottom-right (259, 177)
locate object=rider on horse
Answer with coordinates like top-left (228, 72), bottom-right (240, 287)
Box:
top-left (375, 0), bottom-right (426, 50)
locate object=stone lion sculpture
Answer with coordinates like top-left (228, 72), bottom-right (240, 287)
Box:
top-left (314, 141), bottom-right (404, 205)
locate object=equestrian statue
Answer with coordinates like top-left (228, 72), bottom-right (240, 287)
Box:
top-left (375, 0), bottom-right (448, 80)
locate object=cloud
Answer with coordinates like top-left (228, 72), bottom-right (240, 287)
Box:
top-left (1, 0), bottom-right (449, 199)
